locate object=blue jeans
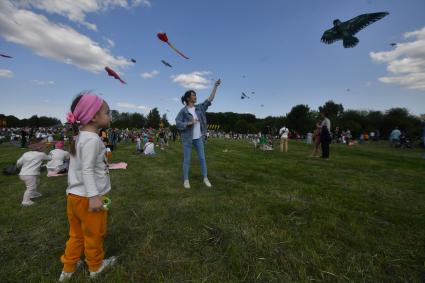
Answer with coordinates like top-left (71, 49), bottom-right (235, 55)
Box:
top-left (183, 138), bottom-right (207, 180)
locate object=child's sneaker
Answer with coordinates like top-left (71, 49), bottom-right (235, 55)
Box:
top-left (203, 178), bottom-right (212, 188)
top-left (183, 180), bottom-right (190, 189)
top-left (89, 256), bottom-right (117, 279)
top-left (58, 260), bottom-right (84, 282)
top-left (21, 200), bottom-right (34, 207)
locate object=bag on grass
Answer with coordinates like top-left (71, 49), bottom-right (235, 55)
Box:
top-left (3, 164), bottom-right (19, 175)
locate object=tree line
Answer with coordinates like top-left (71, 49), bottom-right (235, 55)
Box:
top-left (206, 101), bottom-right (424, 140)
top-left (1, 101), bottom-right (423, 140)
top-left (0, 114), bottom-right (62, 128)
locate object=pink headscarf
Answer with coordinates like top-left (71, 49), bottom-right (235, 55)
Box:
top-left (55, 141), bottom-right (64, 149)
top-left (66, 93), bottom-right (104, 126)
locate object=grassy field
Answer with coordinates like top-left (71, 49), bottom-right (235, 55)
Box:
top-left (0, 139), bottom-right (424, 282)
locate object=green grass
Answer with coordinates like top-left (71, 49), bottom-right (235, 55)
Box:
top-left (0, 139), bottom-right (424, 282)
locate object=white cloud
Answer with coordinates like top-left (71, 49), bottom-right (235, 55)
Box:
top-left (171, 71), bottom-right (211, 90)
top-left (0, 69), bottom-right (14, 78)
top-left (0, 1), bottom-right (130, 73)
top-left (140, 70), bottom-right (159, 79)
top-left (31, 80), bottom-right (54, 85)
top-left (132, 0), bottom-right (151, 7)
top-left (15, 0), bottom-right (150, 31)
top-left (370, 26), bottom-right (425, 91)
top-left (116, 102), bottom-right (151, 113)
top-left (103, 37), bottom-right (115, 48)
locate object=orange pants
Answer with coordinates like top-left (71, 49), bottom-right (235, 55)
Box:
top-left (61, 194), bottom-right (107, 273)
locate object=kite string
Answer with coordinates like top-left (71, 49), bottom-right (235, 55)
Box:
top-left (167, 42), bottom-right (189, 59)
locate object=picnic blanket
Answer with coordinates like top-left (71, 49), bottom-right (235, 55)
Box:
top-left (108, 162), bottom-right (128, 170)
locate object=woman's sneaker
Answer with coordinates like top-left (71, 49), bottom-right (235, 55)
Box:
top-left (183, 180), bottom-right (191, 189)
top-left (203, 178), bottom-right (212, 188)
top-left (89, 256), bottom-right (117, 279)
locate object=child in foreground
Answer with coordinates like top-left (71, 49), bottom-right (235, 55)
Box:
top-left (59, 92), bottom-right (116, 281)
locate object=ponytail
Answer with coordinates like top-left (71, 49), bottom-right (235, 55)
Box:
top-left (69, 94), bottom-right (83, 155)
top-left (181, 90), bottom-right (196, 105)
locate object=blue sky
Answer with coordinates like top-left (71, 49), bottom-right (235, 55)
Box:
top-left (1, 0), bottom-right (424, 123)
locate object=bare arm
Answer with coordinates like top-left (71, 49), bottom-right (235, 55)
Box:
top-left (208, 79), bottom-right (221, 102)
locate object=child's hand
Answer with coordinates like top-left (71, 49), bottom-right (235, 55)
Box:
top-left (89, 196), bottom-right (103, 212)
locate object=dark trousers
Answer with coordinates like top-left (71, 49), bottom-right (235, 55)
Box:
top-left (321, 141), bottom-right (330, 158)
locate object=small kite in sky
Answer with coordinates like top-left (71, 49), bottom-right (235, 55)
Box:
top-left (157, 32), bottom-right (189, 59)
top-left (241, 92), bottom-right (250, 99)
top-left (130, 58), bottom-right (136, 63)
top-left (260, 104), bottom-right (264, 107)
top-left (321, 12), bottom-right (389, 48)
top-left (105, 66), bottom-right (126, 84)
top-left (390, 43), bottom-right (397, 47)
top-left (0, 54), bottom-right (13, 58)
top-left (251, 91), bottom-right (255, 94)
top-left (161, 60), bottom-right (173, 68)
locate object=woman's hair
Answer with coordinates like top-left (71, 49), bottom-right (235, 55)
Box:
top-left (181, 90), bottom-right (196, 105)
top-left (69, 94), bottom-right (84, 155)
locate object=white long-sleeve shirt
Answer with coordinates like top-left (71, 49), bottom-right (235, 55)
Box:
top-left (143, 142), bottom-right (155, 155)
top-left (67, 131), bottom-right (111, 197)
top-left (17, 151), bottom-right (51, 176)
top-left (46, 149), bottom-right (70, 170)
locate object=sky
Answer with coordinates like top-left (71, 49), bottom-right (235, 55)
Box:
top-left (0, 0), bottom-right (424, 123)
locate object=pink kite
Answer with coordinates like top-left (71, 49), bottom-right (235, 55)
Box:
top-left (157, 32), bottom-right (189, 59)
top-left (105, 66), bottom-right (126, 84)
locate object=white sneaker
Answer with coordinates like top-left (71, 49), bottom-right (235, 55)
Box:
top-left (183, 180), bottom-right (191, 189)
top-left (203, 178), bottom-right (212, 188)
top-left (58, 260), bottom-right (84, 282)
top-left (89, 256), bottom-right (117, 279)
top-left (21, 200), bottom-right (34, 207)
top-left (30, 192), bottom-right (42, 199)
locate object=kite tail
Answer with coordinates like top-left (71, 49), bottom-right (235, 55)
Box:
top-left (119, 79), bottom-right (127, 84)
top-left (167, 42), bottom-right (189, 59)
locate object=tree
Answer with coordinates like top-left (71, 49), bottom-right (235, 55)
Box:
top-left (28, 115), bottom-right (40, 127)
top-left (146, 108), bottom-right (161, 128)
top-left (382, 108), bottom-right (422, 138)
top-left (285, 104), bottom-right (315, 134)
top-left (161, 114), bottom-right (170, 128)
top-left (234, 119), bottom-right (250, 134)
top-left (130, 113), bottom-right (146, 128)
top-left (319, 100), bottom-right (344, 120)
top-left (5, 115), bottom-right (21, 127)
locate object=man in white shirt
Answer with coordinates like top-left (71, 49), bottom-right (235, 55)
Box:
top-left (320, 111), bottom-right (332, 159)
top-left (279, 126), bottom-right (289, 153)
top-left (16, 142), bottom-right (51, 206)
